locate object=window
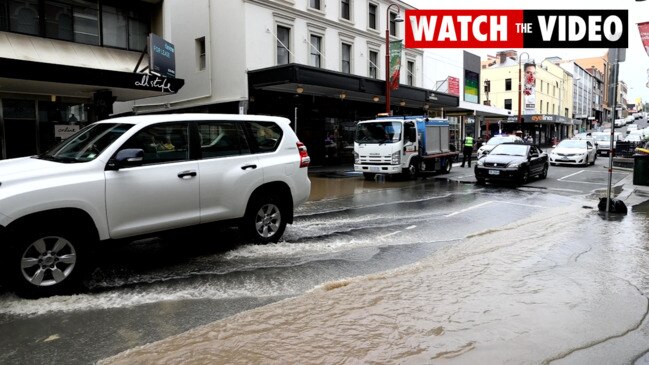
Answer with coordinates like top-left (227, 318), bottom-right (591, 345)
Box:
top-left (247, 121), bottom-right (284, 153)
top-left (45, 1), bottom-right (73, 41)
top-left (277, 25), bottom-right (290, 65)
top-left (309, 0), bottom-right (321, 10)
top-left (198, 121), bottom-right (249, 158)
top-left (309, 34), bottom-right (322, 68)
top-left (369, 50), bottom-right (378, 79)
top-left (504, 99), bottom-right (512, 110)
top-left (124, 123), bottom-right (190, 165)
top-left (505, 78), bottom-right (512, 91)
top-left (368, 3), bottom-right (377, 29)
top-left (389, 12), bottom-right (397, 36)
top-left (341, 0), bottom-right (350, 20)
top-left (196, 37), bottom-right (206, 70)
top-left (540, 101), bottom-right (543, 113)
top-left (102, 5), bottom-right (127, 48)
top-left (10, 0), bottom-right (39, 35)
top-left (407, 61), bottom-right (414, 86)
top-left (341, 43), bottom-right (351, 74)
top-left (1, 1), bottom-right (147, 48)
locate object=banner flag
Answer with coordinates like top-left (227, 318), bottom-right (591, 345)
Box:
top-left (389, 40), bottom-right (402, 90)
top-left (639, 21), bottom-right (649, 57)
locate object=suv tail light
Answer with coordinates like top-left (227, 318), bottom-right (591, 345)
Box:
top-left (297, 141), bottom-right (310, 168)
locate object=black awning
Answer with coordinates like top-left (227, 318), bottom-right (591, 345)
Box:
top-left (248, 63), bottom-right (458, 110)
top-left (0, 57), bottom-right (184, 101)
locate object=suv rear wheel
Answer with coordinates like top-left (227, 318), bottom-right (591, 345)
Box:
top-left (4, 227), bottom-right (89, 298)
top-left (243, 195), bottom-right (288, 244)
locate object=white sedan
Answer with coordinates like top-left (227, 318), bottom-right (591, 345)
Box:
top-left (549, 139), bottom-right (597, 166)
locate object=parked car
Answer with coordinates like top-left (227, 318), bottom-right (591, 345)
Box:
top-left (549, 139), bottom-right (597, 166)
top-left (474, 142), bottom-right (548, 185)
top-left (592, 132), bottom-right (622, 156)
top-left (476, 135), bottom-right (524, 156)
top-left (624, 133), bottom-right (644, 145)
top-left (0, 114), bottom-right (311, 298)
top-left (614, 119), bottom-right (626, 127)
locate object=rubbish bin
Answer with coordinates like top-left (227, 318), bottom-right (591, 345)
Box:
top-left (633, 154), bottom-right (649, 186)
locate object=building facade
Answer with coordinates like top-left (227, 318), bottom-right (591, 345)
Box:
top-left (0, 0), bottom-right (184, 159)
top-left (556, 59), bottom-right (603, 131)
top-left (115, 0), bottom-right (459, 165)
top-left (480, 51), bottom-right (576, 145)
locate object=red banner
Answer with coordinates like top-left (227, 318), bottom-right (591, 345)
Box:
top-left (639, 21), bottom-right (649, 57)
top-left (447, 76), bottom-right (460, 96)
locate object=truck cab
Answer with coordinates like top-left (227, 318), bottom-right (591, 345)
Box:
top-left (353, 116), bottom-right (458, 180)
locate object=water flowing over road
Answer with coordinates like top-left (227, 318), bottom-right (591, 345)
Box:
top-left (99, 199), bottom-right (649, 364)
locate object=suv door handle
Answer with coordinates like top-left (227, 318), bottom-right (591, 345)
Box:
top-left (178, 170), bottom-right (197, 179)
top-left (241, 164), bottom-right (257, 170)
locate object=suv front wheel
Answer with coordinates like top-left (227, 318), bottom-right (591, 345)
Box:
top-left (4, 227), bottom-right (89, 298)
top-left (243, 195), bottom-right (288, 244)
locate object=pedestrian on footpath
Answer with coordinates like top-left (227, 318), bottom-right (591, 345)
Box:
top-left (460, 135), bottom-right (474, 168)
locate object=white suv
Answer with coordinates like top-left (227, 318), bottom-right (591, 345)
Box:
top-left (0, 114), bottom-right (311, 297)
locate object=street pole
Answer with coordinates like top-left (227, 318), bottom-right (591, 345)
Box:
top-left (605, 48), bottom-right (620, 215)
top-left (385, 3), bottom-right (402, 115)
top-left (518, 52), bottom-right (529, 130)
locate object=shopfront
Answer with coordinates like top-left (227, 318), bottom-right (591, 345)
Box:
top-left (0, 58), bottom-right (184, 159)
top-left (247, 64), bottom-right (459, 165)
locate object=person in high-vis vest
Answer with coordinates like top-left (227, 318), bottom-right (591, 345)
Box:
top-left (460, 136), bottom-right (474, 167)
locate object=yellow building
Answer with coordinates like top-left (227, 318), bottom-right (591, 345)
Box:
top-left (481, 51), bottom-right (576, 145)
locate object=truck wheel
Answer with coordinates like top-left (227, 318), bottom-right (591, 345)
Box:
top-left (3, 227), bottom-right (89, 298)
top-left (243, 195), bottom-right (287, 244)
top-left (363, 173), bottom-right (375, 181)
top-left (403, 160), bottom-right (419, 180)
top-left (442, 160), bottom-right (452, 174)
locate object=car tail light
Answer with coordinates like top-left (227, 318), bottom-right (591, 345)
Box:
top-left (297, 141), bottom-right (310, 168)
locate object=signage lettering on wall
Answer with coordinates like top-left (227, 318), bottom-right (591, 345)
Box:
top-left (135, 74), bottom-right (174, 93)
top-left (54, 124), bottom-right (79, 140)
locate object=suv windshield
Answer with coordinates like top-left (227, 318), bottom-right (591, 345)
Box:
top-left (355, 122), bottom-right (402, 144)
top-left (37, 123), bottom-right (133, 163)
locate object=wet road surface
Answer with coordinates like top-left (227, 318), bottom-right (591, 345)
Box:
top-left (1, 176), bottom-right (647, 364)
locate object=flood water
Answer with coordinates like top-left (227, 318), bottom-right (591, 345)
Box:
top-left (100, 201), bottom-right (649, 364)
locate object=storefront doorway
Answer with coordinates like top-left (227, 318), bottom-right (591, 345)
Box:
top-left (2, 99), bottom-right (37, 159)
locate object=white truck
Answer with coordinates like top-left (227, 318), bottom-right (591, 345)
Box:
top-left (353, 116), bottom-right (459, 180)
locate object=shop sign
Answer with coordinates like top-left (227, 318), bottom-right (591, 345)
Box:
top-left (54, 124), bottom-right (79, 140)
top-left (149, 33), bottom-right (176, 78)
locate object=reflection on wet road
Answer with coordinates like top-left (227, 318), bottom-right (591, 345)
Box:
top-left (1, 177), bottom-right (648, 364)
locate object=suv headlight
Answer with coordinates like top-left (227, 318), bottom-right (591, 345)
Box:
top-left (353, 151), bottom-right (359, 164)
top-left (391, 151), bottom-right (400, 165)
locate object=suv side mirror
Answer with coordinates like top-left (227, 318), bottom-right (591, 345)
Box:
top-left (107, 148), bottom-right (144, 170)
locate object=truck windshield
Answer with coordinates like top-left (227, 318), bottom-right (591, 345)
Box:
top-left (355, 122), bottom-right (402, 143)
top-left (37, 123), bottom-right (133, 163)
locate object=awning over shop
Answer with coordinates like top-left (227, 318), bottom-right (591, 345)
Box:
top-left (0, 57), bottom-right (184, 101)
top-left (247, 63), bottom-right (458, 111)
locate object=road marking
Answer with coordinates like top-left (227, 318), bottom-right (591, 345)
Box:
top-left (545, 187), bottom-right (586, 193)
top-left (380, 231), bottom-right (402, 238)
top-left (445, 200), bottom-right (546, 217)
top-left (558, 170), bottom-right (585, 181)
top-left (445, 201), bottom-right (493, 217)
top-left (405, 225), bottom-right (416, 230)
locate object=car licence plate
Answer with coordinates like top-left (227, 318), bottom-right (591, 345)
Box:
top-left (488, 170), bottom-right (500, 175)
top-left (370, 166), bottom-right (380, 172)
